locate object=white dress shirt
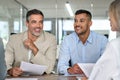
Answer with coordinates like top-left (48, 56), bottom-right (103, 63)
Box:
top-left (89, 37), bottom-right (120, 80)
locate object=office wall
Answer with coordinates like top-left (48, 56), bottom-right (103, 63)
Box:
top-left (0, 0), bottom-right (116, 47)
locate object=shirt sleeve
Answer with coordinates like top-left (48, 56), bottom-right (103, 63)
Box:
top-left (5, 36), bottom-right (15, 71)
top-left (57, 37), bottom-right (71, 75)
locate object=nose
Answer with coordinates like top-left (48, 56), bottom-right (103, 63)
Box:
top-left (75, 21), bottom-right (80, 26)
top-left (36, 22), bottom-right (42, 27)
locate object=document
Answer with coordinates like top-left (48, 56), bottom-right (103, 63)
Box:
top-left (20, 61), bottom-right (47, 75)
top-left (76, 76), bottom-right (82, 80)
top-left (77, 63), bottom-right (94, 78)
top-left (6, 78), bottom-right (38, 80)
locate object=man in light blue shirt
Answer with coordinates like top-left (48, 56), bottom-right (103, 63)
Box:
top-left (57, 9), bottom-right (108, 75)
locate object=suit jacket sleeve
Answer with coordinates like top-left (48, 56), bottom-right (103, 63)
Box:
top-left (30, 34), bottom-right (57, 74)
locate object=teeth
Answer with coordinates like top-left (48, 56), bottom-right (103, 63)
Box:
top-left (35, 29), bottom-right (40, 32)
top-left (76, 27), bottom-right (81, 29)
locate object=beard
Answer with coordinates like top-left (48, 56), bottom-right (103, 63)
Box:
top-left (75, 26), bottom-right (89, 36)
top-left (31, 30), bottom-right (42, 37)
top-left (32, 32), bottom-right (40, 37)
top-left (76, 29), bottom-right (87, 36)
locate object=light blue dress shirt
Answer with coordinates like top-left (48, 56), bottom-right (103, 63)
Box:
top-left (57, 31), bottom-right (108, 75)
top-left (0, 38), bottom-right (6, 80)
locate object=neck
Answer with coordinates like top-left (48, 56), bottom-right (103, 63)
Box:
top-left (78, 30), bottom-right (90, 44)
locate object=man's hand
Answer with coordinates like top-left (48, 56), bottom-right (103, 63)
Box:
top-left (67, 64), bottom-right (83, 74)
top-left (23, 39), bottom-right (35, 49)
top-left (8, 67), bottom-right (23, 77)
top-left (23, 39), bottom-right (38, 55)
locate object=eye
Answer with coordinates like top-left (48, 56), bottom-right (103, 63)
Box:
top-left (80, 19), bottom-right (85, 22)
top-left (31, 20), bottom-right (36, 23)
top-left (39, 20), bottom-right (43, 24)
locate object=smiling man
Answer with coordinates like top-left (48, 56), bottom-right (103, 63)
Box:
top-left (5, 9), bottom-right (57, 77)
top-left (57, 9), bottom-right (108, 75)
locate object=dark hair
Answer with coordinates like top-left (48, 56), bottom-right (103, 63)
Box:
top-left (75, 9), bottom-right (92, 20)
top-left (26, 9), bottom-right (44, 22)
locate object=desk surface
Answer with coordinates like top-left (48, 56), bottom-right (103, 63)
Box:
top-left (6, 74), bottom-right (79, 80)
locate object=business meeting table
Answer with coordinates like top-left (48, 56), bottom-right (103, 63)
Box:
top-left (6, 74), bottom-right (83, 80)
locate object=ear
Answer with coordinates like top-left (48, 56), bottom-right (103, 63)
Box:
top-left (26, 21), bottom-right (29, 28)
top-left (89, 21), bottom-right (92, 28)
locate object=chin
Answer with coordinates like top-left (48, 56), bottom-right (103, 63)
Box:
top-left (111, 29), bottom-right (116, 31)
top-left (35, 34), bottom-right (40, 37)
top-left (32, 33), bottom-right (40, 37)
top-left (75, 30), bottom-right (80, 33)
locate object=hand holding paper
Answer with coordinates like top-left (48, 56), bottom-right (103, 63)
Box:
top-left (20, 61), bottom-right (47, 75)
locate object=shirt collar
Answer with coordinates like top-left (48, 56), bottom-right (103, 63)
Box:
top-left (75, 31), bottom-right (93, 44)
top-left (87, 31), bottom-right (93, 44)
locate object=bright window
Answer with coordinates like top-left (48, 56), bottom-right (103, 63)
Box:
top-left (0, 21), bottom-right (9, 48)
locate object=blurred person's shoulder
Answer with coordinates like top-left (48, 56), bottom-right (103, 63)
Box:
top-left (110, 37), bottom-right (120, 45)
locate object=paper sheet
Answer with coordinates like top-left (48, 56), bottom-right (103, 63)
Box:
top-left (6, 78), bottom-right (38, 80)
top-left (20, 61), bottom-right (47, 75)
top-left (78, 63), bottom-right (94, 78)
top-left (76, 77), bottom-right (82, 80)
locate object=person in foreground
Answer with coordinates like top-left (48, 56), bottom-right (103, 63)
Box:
top-left (57, 9), bottom-right (108, 75)
top-left (5, 9), bottom-right (57, 77)
top-left (81, 0), bottom-right (120, 80)
top-left (0, 38), bottom-right (6, 80)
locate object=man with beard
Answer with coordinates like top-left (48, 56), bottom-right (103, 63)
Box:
top-left (5, 9), bottom-right (57, 77)
top-left (57, 9), bottom-right (108, 75)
